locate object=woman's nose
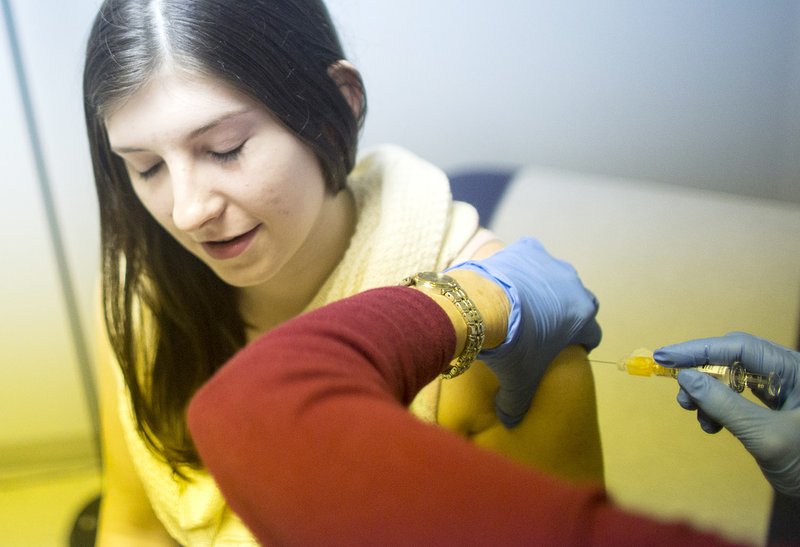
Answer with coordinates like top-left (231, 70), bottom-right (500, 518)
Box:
top-left (170, 165), bottom-right (225, 232)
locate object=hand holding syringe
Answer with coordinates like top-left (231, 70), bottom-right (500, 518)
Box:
top-left (636, 333), bottom-right (800, 497)
top-left (598, 348), bottom-right (782, 409)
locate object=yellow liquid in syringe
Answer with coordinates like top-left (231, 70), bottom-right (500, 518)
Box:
top-left (620, 352), bottom-right (679, 378)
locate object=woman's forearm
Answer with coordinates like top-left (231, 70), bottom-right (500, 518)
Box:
top-left (188, 287), bottom-right (732, 546)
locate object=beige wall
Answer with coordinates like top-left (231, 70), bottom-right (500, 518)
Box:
top-left (492, 169), bottom-right (800, 545)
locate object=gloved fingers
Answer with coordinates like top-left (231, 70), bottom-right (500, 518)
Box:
top-left (512, 236), bottom-right (552, 263)
top-left (727, 332), bottom-right (800, 383)
top-left (655, 333), bottom-right (797, 379)
top-left (696, 408), bottom-right (723, 434)
top-left (740, 410), bottom-right (800, 465)
top-left (575, 319), bottom-right (602, 353)
top-left (570, 286), bottom-right (603, 351)
top-left (728, 410), bottom-right (800, 497)
top-left (586, 289), bottom-right (599, 312)
top-left (676, 381), bottom-right (721, 431)
top-left (677, 369), bottom-right (770, 440)
top-left (676, 386), bottom-right (697, 410)
top-left (654, 335), bottom-right (748, 368)
top-left (493, 237), bottom-right (580, 285)
top-left (493, 387), bottom-right (533, 428)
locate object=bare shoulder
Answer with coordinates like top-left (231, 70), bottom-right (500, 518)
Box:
top-left (437, 345), bottom-right (604, 485)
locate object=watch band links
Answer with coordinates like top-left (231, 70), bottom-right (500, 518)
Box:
top-left (401, 272), bottom-right (485, 379)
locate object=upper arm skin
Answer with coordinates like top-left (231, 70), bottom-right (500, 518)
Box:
top-left (93, 304), bottom-right (177, 546)
top-left (437, 347), bottom-right (604, 485)
top-left (437, 237), bottom-right (604, 485)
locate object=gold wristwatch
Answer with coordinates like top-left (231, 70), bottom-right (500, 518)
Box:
top-left (401, 271), bottom-right (485, 379)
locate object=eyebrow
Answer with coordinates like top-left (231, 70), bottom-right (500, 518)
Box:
top-left (111, 107), bottom-right (254, 154)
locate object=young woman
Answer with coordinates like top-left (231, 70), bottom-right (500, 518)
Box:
top-left (84, 1), bottom-right (603, 544)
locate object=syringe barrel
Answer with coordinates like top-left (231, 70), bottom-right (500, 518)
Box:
top-left (692, 364), bottom-right (746, 393)
top-left (694, 363), bottom-right (781, 408)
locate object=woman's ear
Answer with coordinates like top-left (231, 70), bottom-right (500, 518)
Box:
top-left (328, 60), bottom-right (365, 120)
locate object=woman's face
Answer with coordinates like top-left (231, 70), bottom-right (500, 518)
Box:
top-left (105, 67), bottom-right (339, 289)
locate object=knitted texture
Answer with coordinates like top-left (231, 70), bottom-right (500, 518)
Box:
top-left (307, 145), bottom-right (478, 307)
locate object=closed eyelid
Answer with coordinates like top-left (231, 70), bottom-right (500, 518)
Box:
top-left (111, 112), bottom-right (260, 180)
top-left (201, 118), bottom-right (256, 150)
top-left (207, 138), bottom-right (245, 155)
top-left (126, 140), bottom-right (245, 180)
top-left (137, 161), bottom-right (164, 180)
top-left (208, 140), bottom-right (247, 165)
top-left (112, 151), bottom-right (162, 179)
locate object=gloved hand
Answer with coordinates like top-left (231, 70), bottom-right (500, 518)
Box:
top-left (654, 332), bottom-right (800, 497)
top-left (451, 237), bottom-right (601, 427)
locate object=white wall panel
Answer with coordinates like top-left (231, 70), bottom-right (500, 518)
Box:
top-left (0, 3), bottom-right (93, 451)
top-left (328, 0), bottom-right (800, 202)
top-left (779, 6), bottom-right (800, 202)
top-left (11, 0), bottom-right (101, 374)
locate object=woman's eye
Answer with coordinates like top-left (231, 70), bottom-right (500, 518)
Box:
top-left (137, 162), bottom-right (163, 180)
top-left (209, 141), bottom-right (246, 164)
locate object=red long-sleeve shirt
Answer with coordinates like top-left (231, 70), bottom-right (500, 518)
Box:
top-left (188, 287), bottom-right (738, 546)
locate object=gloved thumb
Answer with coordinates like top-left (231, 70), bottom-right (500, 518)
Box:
top-left (574, 318), bottom-right (602, 353)
top-left (678, 369), bottom-right (772, 443)
top-left (494, 386), bottom-right (531, 428)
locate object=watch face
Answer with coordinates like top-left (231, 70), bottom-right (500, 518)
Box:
top-left (417, 271), bottom-right (456, 288)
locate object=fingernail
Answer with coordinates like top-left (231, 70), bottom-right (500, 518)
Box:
top-left (701, 422), bottom-right (716, 433)
top-left (652, 348), bottom-right (675, 366)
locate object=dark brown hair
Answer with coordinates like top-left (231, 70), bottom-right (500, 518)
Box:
top-left (83, 0), bottom-right (365, 470)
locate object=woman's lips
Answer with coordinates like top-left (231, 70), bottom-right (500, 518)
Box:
top-left (201, 226), bottom-right (260, 260)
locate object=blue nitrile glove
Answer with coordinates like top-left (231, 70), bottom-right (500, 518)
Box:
top-left (451, 237), bottom-right (602, 428)
top-left (654, 332), bottom-right (800, 497)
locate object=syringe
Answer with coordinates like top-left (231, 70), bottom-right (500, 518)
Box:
top-left (600, 349), bottom-right (782, 409)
